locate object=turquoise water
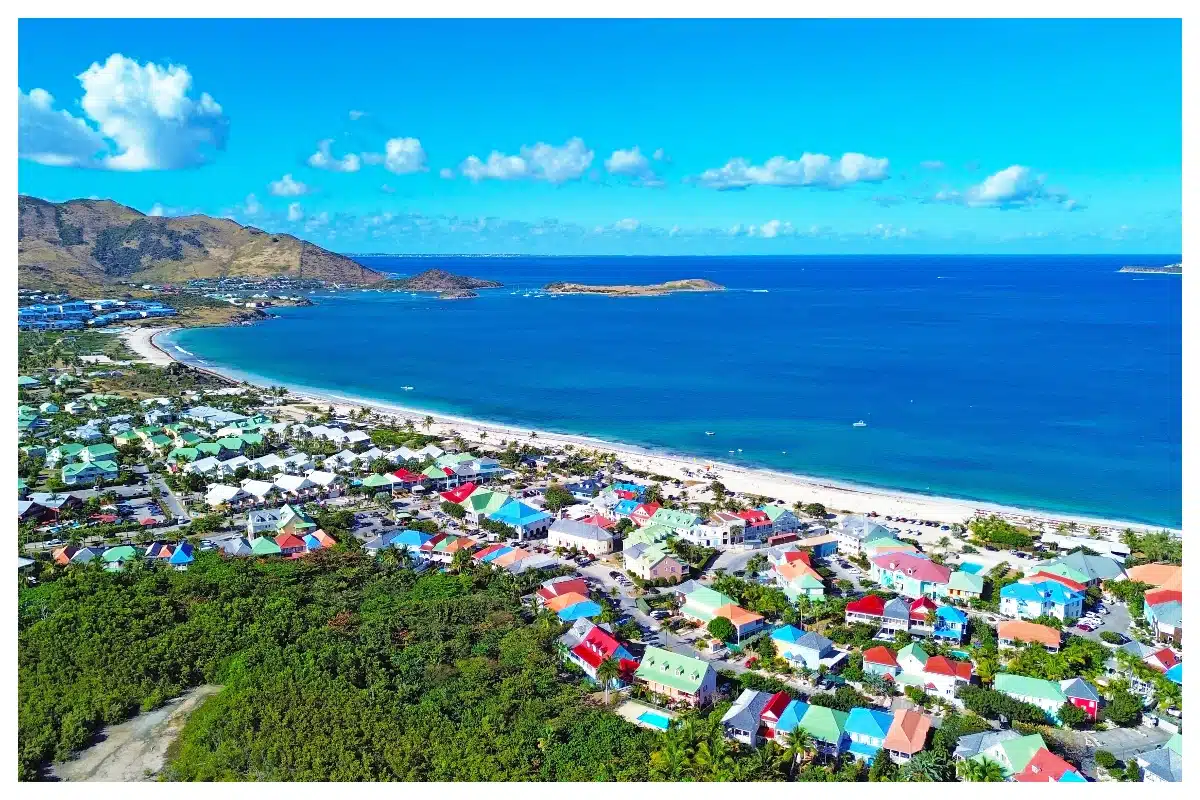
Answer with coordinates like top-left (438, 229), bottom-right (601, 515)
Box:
top-left (638, 711), bottom-right (672, 730)
top-left (958, 563), bottom-right (984, 575)
top-left (165, 254), bottom-right (1181, 527)
top-left (949, 649), bottom-right (972, 660)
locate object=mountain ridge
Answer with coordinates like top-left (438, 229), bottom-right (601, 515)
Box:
top-left (18, 195), bottom-right (386, 292)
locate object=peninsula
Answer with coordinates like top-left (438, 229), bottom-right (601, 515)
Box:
top-left (382, 268), bottom-right (503, 292)
top-left (542, 278), bottom-right (725, 296)
top-left (1119, 263), bottom-right (1181, 274)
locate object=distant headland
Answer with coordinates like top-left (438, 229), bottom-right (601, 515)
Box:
top-left (542, 278), bottom-right (725, 297)
top-left (379, 269), bottom-right (503, 293)
top-left (1119, 263), bottom-right (1181, 274)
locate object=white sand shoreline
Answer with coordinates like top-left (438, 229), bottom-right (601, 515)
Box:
top-left (119, 324), bottom-right (1177, 536)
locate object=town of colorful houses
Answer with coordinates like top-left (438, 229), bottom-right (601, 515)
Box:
top-left (16, 369), bottom-right (1184, 782)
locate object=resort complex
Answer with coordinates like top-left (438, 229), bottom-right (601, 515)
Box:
top-left (15, 324), bottom-right (1184, 783)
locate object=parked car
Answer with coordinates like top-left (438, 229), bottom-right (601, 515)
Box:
top-left (1077, 622), bottom-right (1097, 632)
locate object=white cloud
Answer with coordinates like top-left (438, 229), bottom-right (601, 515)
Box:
top-left (268, 173), bottom-right (310, 197)
top-left (380, 184), bottom-right (396, 194)
top-left (935, 165), bottom-right (1076, 209)
top-left (920, 160), bottom-right (945, 169)
top-left (612, 218), bottom-right (640, 232)
top-left (605, 146), bottom-right (665, 186)
top-left (18, 88), bottom-right (108, 167)
top-left (348, 110), bottom-right (366, 120)
top-left (652, 148), bottom-right (666, 161)
top-left (383, 137), bottom-right (427, 175)
top-left (19, 54), bottom-right (228, 170)
top-left (243, 194), bottom-right (262, 217)
top-left (148, 203), bottom-right (165, 217)
top-left (754, 220), bottom-right (794, 239)
top-left (696, 152), bottom-right (890, 190)
top-left (307, 139), bottom-right (361, 172)
top-left (439, 168), bottom-right (455, 180)
top-left (287, 202), bottom-right (304, 222)
top-left (458, 137), bottom-right (593, 183)
top-left (866, 223), bottom-right (911, 239)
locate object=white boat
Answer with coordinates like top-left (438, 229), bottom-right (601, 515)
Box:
top-left (705, 431), bottom-right (715, 436)
top-left (853, 420), bottom-right (867, 427)
top-left (401, 386), bottom-right (414, 391)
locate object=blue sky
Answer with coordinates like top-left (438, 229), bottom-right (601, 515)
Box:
top-left (18, 18), bottom-right (1181, 255)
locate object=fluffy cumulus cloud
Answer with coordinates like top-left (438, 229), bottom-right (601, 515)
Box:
top-left (18, 88), bottom-right (108, 166)
top-left (287, 202), bottom-right (304, 222)
top-left (382, 137), bottom-right (427, 175)
top-left (937, 165), bottom-right (1077, 209)
top-left (696, 152), bottom-right (889, 190)
top-left (604, 146), bottom-right (664, 186)
top-left (307, 139), bottom-right (361, 172)
top-left (19, 54), bottom-right (228, 170)
top-left (268, 173), bottom-right (310, 197)
top-left (456, 137), bottom-right (593, 183)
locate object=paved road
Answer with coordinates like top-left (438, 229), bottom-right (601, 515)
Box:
top-left (151, 476), bottom-right (189, 522)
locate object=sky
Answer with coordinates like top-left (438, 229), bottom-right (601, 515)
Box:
top-left (18, 18), bottom-right (1182, 255)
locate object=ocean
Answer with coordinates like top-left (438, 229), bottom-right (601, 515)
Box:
top-left (164, 255), bottom-right (1182, 528)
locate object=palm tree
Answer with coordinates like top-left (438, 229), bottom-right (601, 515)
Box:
top-left (404, 419), bottom-right (415, 433)
top-left (529, 431), bottom-right (538, 440)
top-left (595, 657), bottom-right (621, 705)
top-left (422, 415), bottom-right (434, 432)
top-left (648, 739), bottom-right (688, 780)
top-left (786, 728), bottom-right (817, 770)
top-left (901, 748), bottom-right (951, 782)
top-left (957, 756), bottom-right (1005, 782)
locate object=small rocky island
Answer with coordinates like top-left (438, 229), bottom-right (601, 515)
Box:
top-left (438, 289), bottom-right (478, 300)
top-left (382, 269), bottom-right (503, 292)
top-left (542, 278), bottom-right (725, 297)
top-left (1119, 263), bottom-right (1181, 274)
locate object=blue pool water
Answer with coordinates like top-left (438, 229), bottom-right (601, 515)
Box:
top-left (949, 649), bottom-right (972, 660)
top-left (165, 254), bottom-right (1181, 527)
top-left (958, 563), bottom-right (984, 575)
top-left (638, 711), bottom-right (672, 730)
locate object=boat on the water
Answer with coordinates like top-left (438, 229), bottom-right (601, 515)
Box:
top-left (401, 386), bottom-right (414, 391)
top-left (705, 431), bottom-right (715, 436)
top-left (853, 420), bottom-right (867, 427)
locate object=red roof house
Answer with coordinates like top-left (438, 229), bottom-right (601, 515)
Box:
top-left (630, 503), bottom-right (662, 527)
top-left (846, 594), bottom-right (887, 619)
top-left (923, 655), bottom-right (973, 681)
top-left (275, 532), bottom-right (307, 555)
top-left (1012, 748), bottom-right (1082, 782)
top-left (580, 514), bottom-right (615, 529)
top-left (863, 645), bottom-right (900, 669)
top-left (439, 481), bottom-right (477, 503)
top-left (537, 577), bottom-right (590, 605)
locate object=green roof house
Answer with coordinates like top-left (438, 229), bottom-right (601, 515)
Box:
top-left (680, 585), bottom-right (736, 623)
top-left (215, 437), bottom-right (246, 453)
top-left (81, 443), bottom-right (119, 463)
top-left (113, 430), bottom-right (140, 447)
top-left (362, 473), bottom-right (396, 489)
top-left (994, 674), bottom-right (1068, 722)
top-left (47, 443), bottom-right (85, 466)
top-left (62, 459), bottom-right (119, 486)
top-left (18, 375), bottom-right (41, 388)
top-left (968, 732), bottom-right (1047, 778)
top-left (634, 646), bottom-right (716, 707)
top-left (167, 447), bottom-right (200, 463)
top-left (797, 705), bottom-right (850, 753)
top-left (940, 570), bottom-right (985, 600)
top-left (251, 536), bottom-right (282, 556)
top-left (176, 431), bottom-right (206, 446)
top-left (195, 442), bottom-right (224, 457)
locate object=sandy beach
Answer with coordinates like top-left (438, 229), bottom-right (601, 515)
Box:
top-left (121, 325), bottom-right (1174, 537)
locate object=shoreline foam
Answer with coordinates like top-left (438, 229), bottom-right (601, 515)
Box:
top-left (119, 324), bottom-right (1175, 537)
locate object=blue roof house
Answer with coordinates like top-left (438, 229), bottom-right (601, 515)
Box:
top-left (934, 605), bottom-right (969, 642)
top-left (489, 500), bottom-right (553, 537)
top-left (168, 542), bottom-right (195, 569)
top-left (392, 529), bottom-right (434, 553)
top-left (774, 628), bottom-right (836, 671)
top-left (999, 581), bottom-right (1084, 621)
top-left (612, 498), bottom-right (639, 518)
top-left (845, 707), bottom-right (895, 763)
top-left (774, 699), bottom-right (810, 743)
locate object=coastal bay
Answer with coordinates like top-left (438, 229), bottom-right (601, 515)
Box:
top-left (137, 254), bottom-right (1181, 529)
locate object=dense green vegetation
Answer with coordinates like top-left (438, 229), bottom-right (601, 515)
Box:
top-left (18, 552), bottom-right (664, 781)
top-left (968, 516), bottom-right (1035, 549)
top-left (1120, 529), bottom-right (1182, 566)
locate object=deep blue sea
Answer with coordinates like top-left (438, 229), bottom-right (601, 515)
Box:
top-left (165, 255), bottom-right (1181, 527)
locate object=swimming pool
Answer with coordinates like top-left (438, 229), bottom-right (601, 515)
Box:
top-left (958, 562), bottom-right (983, 574)
top-left (638, 711), bottom-right (672, 731)
top-left (949, 649), bottom-right (972, 660)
